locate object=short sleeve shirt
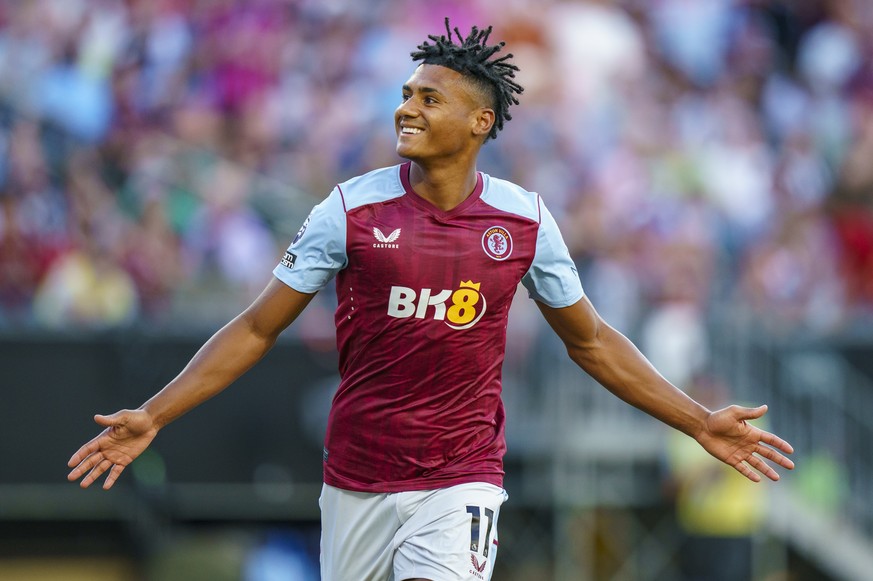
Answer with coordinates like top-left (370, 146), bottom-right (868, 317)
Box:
top-left (274, 162), bottom-right (583, 492)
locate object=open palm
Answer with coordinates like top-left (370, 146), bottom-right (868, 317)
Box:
top-left (67, 409), bottom-right (158, 490)
top-left (697, 404), bottom-right (795, 482)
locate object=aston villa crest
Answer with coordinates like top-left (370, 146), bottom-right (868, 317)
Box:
top-left (482, 225), bottom-right (512, 261)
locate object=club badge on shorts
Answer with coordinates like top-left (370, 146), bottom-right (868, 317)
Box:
top-left (482, 226), bottom-right (512, 261)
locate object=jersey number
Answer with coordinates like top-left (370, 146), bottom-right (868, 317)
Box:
top-left (466, 505), bottom-right (495, 557)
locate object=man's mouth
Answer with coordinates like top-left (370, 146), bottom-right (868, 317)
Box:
top-left (400, 127), bottom-right (423, 135)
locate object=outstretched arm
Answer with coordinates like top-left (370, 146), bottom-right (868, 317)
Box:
top-left (67, 278), bottom-right (316, 489)
top-left (537, 296), bottom-right (794, 482)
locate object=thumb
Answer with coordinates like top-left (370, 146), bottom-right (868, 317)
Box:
top-left (94, 411), bottom-right (127, 427)
top-left (736, 404), bottom-right (767, 420)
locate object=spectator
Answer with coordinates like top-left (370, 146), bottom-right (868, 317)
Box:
top-left (0, 0), bottom-right (869, 334)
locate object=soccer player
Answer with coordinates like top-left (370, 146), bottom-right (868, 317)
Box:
top-left (67, 20), bottom-right (794, 581)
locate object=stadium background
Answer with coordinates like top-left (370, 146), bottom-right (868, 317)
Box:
top-left (1, 0), bottom-right (872, 579)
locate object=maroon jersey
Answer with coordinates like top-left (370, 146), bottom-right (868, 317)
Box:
top-left (274, 162), bottom-right (583, 492)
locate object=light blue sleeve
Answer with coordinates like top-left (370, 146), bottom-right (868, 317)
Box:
top-left (521, 197), bottom-right (585, 308)
top-left (272, 187), bottom-right (347, 293)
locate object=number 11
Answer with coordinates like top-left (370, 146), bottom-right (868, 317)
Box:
top-left (466, 505), bottom-right (495, 557)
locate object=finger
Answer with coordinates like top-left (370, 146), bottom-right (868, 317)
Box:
top-left (75, 457), bottom-right (107, 488)
top-left (67, 450), bottom-right (104, 481)
top-left (736, 404), bottom-right (768, 420)
top-left (755, 444), bottom-right (795, 470)
top-left (68, 462), bottom-right (90, 483)
top-left (81, 459), bottom-right (113, 489)
top-left (94, 412), bottom-right (123, 427)
top-left (758, 430), bottom-right (794, 455)
top-left (103, 464), bottom-right (127, 490)
top-left (67, 437), bottom-right (104, 468)
top-left (746, 455), bottom-right (780, 482)
top-left (733, 460), bottom-right (762, 483)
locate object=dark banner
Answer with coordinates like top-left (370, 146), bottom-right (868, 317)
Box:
top-left (0, 331), bottom-right (339, 489)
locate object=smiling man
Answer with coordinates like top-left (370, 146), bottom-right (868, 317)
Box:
top-left (68, 19), bottom-right (794, 581)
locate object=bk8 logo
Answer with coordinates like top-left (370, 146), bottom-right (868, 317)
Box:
top-left (387, 281), bottom-right (486, 330)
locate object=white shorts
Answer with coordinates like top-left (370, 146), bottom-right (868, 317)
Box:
top-left (319, 481), bottom-right (508, 581)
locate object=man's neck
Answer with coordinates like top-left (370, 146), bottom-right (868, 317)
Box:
top-left (407, 161), bottom-right (479, 211)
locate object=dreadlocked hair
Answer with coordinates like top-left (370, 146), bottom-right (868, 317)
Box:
top-left (410, 18), bottom-right (524, 141)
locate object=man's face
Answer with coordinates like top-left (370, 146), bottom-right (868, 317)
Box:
top-left (394, 64), bottom-right (491, 163)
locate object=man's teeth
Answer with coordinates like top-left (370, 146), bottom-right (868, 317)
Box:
top-left (402, 127), bottom-right (423, 134)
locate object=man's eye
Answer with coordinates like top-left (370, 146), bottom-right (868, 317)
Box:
top-left (401, 94), bottom-right (411, 102)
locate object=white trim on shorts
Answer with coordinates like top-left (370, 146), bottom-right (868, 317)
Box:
top-left (320, 481), bottom-right (508, 581)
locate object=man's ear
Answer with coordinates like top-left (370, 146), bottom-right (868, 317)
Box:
top-left (472, 108), bottom-right (496, 139)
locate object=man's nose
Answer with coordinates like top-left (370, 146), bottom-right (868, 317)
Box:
top-left (395, 99), bottom-right (419, 118)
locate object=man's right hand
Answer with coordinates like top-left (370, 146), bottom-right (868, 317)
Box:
top-left (67, 409), bottom-right (159, 490)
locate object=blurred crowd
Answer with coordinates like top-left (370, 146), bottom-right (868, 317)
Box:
top-left (0, 0), bottom-right (871, 340)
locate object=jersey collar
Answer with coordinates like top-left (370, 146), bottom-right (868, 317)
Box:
top-left (399, 162), bottom-right (484, 220)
